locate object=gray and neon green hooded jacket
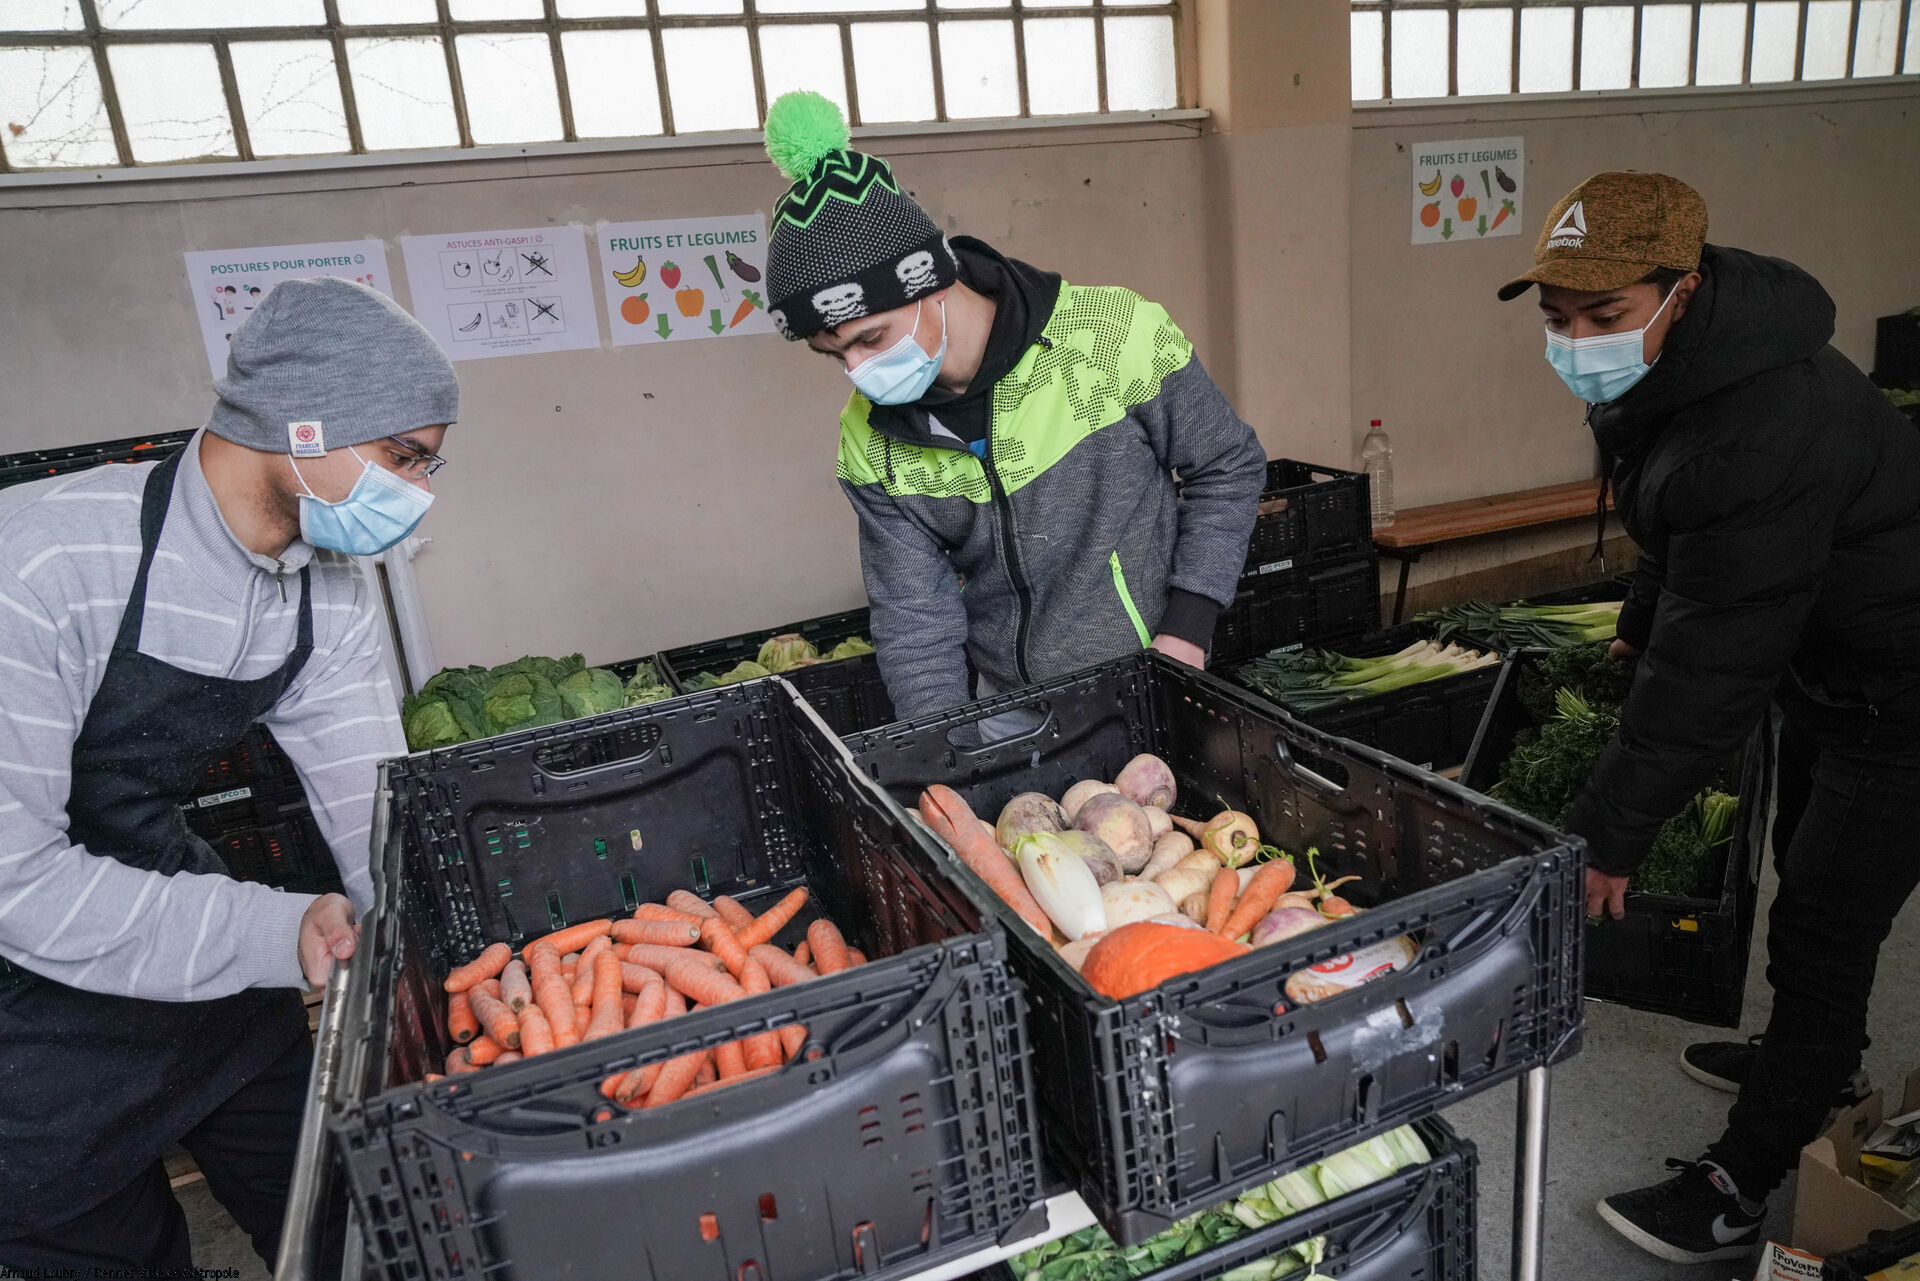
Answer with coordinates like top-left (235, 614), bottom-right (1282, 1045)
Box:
top-left (838, 238), bottom-right (1265, 720)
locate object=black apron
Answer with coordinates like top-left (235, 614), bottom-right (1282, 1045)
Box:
top-left (0, 451), bottom-right (313, 1239)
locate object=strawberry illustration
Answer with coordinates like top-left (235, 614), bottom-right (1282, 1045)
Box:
top-left (660, 261), bottom-right (681, 289)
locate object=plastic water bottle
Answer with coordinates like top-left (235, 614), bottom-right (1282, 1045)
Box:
top-left (1361, 419), bottom-right (1395, 528)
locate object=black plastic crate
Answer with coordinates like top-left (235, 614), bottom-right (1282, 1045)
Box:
top-left (990, 1116), bottom-right (1475, 1281)
top-left (650, 606), bottom-right (895, 738)
top-left (189, 807), bottom-right (344, 895)
top-left (844, 651), bottom-right (1582, 1244)
top-left (1213, 555), bottom-right (1381, 668)
top-left (320, 678), bottom-right (1044, 1281)
top-left (0, 429), bottom-right (194, 491)
top-left (1460, 648), bottom-right (1769, 1028)
top-left (188, 722), bottom-right (307, 806)
top-left (1242, 460), bottom-right (1373, 576)
top-left (1233, 625), bottom-right (1501, 775)
top-left (1874, 310), bottom-right (1920, 388)
top-left (1823, 1217), bottom-right (1920, 1279)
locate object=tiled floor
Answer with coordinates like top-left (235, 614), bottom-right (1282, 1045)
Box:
top-left (185, 855), bottom-right (1920, 1281)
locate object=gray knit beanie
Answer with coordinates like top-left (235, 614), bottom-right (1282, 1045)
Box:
top-left (208, 276), bottom-right (459, 453)
top-left (762, 91), bottom-right (958, 340)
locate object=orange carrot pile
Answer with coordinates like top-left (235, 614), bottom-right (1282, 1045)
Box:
top-left (435, 883), bottom-right (858, 1109)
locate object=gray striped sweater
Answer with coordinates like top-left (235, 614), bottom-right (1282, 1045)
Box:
top-left (0, 430), bottom-right (401, 1000)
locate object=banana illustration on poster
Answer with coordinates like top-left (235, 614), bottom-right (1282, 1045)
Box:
top-left (597, 214), bottom-right (774, 347)
top-left (1410, 136), bottom-right (1523, 245)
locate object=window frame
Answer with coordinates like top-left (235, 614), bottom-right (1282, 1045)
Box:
top-left (0, 0), bottom-right (1189, 175)
top-left (1350, 0), bottom-right (1914, 101)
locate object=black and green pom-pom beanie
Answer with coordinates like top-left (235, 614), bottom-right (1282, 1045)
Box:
top-left (763, 91), bottom-right (958, 341)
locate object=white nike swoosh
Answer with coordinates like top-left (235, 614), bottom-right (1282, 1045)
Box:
top-left (1710, 1214), bottom-right (1754, 1245)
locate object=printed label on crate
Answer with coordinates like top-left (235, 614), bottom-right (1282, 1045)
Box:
top-left (1411, 136), bottom-right (1524, 245)
top-left (1257, 559), bottom-right (1296, 576)
top-left (597, 214), bottom-right (775, 346)
top-left (196, 787), bottom-right (253, 808)
top-left (183, 240), bottom-right (392, 380)
top-left (400, 226), bottom-right (600, 361)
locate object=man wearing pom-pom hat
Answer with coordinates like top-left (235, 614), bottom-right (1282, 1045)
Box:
top-left (761, 90), bottom-right (1265, 727)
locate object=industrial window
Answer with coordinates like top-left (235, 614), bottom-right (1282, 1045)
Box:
top-left (0, 1), bottom-right (1181, 174)
top-left (1351, 0), bottom-right (1916, 99)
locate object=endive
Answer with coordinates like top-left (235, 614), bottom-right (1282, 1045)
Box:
top-left (1013, 831), bottom-right (1107, 941)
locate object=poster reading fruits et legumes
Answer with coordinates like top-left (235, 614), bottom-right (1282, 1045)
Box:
top-left (1410, 136), bottom-right (1524, 246)
top-left (597, 215), bottom-right (775, 347)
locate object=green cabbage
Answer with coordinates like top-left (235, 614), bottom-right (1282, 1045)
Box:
top-left (756, 633), bottom-right (819, 673)
top-left (825, 635), bottom-right (875, 660)
top-left (481, 671), bottom-right (563, 735)
top-left (557, 667), bottom-right (625, 719)
top-left (622, 661), bottom-right (675, 707)
top-left (716, 660), bottom-right (771, 686)
top-left (401, 695), bottom-right (464, 750)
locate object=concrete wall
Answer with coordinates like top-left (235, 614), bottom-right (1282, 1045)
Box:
top-left (1348, 78), bottom-right (1920, 599)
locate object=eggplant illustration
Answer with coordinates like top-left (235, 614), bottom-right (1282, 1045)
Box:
top-left (1495, 165), bottom-right (1516, 194)
top-left (726, 250), bottom-right (761, 283)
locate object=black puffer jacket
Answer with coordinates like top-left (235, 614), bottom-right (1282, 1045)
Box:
top-left (1567, 245), bottom-right (1920, 876)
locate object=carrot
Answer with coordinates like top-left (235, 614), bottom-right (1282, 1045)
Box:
top-left (446, 990), bottom-right (479, 1045)
top-left (465, 1034), bottom-right (506, 1066)
top-left (635, 902), bottom-right (705, 927)
top-left (447, 1046), bottom-right (479, 1074)
top-left (1205, 868), bottom-right (1239, 934)
top-left (493, 1050), bottom-right (522, 1066)
top-left (621, 991), bottom-right (637, 1019)
top-left (611, 919), bottom-right (702, 948)
top-left (519, 1004), bottom-right (556, 1057)
top-left (644, 1050), bottom-right (706, 1107)
top-left (628, 943), bottom-right (726, 974)
top-left (715, 1040), bottom-right (749, 1080)
top-left (793, 939), bottom-right (812, 968)
top-left (444, 941), bottom-right (512, 994)
top-left (694, 1054), bottom-right (719, 1088)
top-left (847, 949), bottom-right (867, 967)
top-left (710, 895), bottom-right (756, 932)
top-left (778, 1024), bottom-right (808, 1059)
top-left (533, 968), bottom-right (578, 1050)
top-left (475, 977), bottom-right (503, 1002)
top-left (807, 920), bottom-right (851, 975)
top-left (687, 1063), bottom-right (781, 1097)
top-left (748, 944), bottom-right (815, 988)
top-left (1220, 858), bottom-right (1298, 940)
top-left (663, 985), bottom-right (687, 1017)
top-left (572, 936), bottom-right (612, 1007)
top-left (499, 959), bottom-right (532, 1014)
top-left (527, 919), bottom-right (612, 958)
top-left (919, 786), bottom-right (1056, 937)
top-left (628, 979), bottom-right (668, 1029)
top-left (621, 962), bottom-right (664, 993)
top-left (738, 958), bottom-right (782, 1070)
top-left (700, 917), bottom-right (751, 978)
top-left (664, 955), bottom-right (748, 1007)
top-left (667, 890), bottom-right (719, 920)
top-left (585, 951), bottom-right (625, 1040)
top-left (737, 888), bottom-right (809, 949)
top-left (467, 987), bottom-right (520, 1050)
top-left (424, 1073), bottom-right (445, 1083)
top-left (574, 1004), bottom-right (592, 1040)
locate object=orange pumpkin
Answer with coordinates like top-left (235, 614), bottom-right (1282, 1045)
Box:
top-left (1081, 921), bottom-right (1247, 999)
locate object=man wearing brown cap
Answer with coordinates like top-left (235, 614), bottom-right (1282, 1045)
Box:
top-left (1501, 171), bottom-right (1920, 1264)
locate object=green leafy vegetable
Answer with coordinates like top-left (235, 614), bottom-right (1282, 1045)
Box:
top-left (1418, 599), bottom-right (1621, 649)
top-left (622, 661), bottom-right (675, 707)
top-left (556, 667), bottom-right (625, 720)
top-left (825, 635), bottom-right (875, 660)
top-left (401, 654), bottom-right (637, 750)
top-left (1237, 640), bottom-right (1497, 711)
top-left (756, 633), bottom-right (820, 673)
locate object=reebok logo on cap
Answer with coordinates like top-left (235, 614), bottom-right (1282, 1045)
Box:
top-left (1546, 201), bottom-right (1587, 249)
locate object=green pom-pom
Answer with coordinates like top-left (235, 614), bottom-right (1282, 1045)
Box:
top-left (764, 90), bottom-right (851, 182)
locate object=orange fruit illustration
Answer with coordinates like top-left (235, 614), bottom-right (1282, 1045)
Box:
top-left (1420, 202), bottom-right (1440, 227)
top-left (620, 294), bottom-right (650, 325)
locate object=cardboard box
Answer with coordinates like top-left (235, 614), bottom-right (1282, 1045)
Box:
top-left (1794, 1069), bottom-right (1920, 1257)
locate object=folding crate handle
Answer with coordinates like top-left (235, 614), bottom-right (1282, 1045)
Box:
top-left (1272, 735), bottom-right (1349, 797)
top-left (942, 701), bottom-right (1057, 756)
top-left (273, 963), bottom-right (351, 1281)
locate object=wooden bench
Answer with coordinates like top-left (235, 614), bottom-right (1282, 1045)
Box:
top-left (1374, 479), bottom-right (1611, 624)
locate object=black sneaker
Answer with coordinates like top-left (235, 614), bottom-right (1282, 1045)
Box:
top-left (1681, 1035), bottom-right (1871, 1105)
top-left (1597, 1159), bottom-right (1765, 1264)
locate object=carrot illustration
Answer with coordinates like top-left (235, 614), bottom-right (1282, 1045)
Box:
top-left (1491, 199), bottom-right (1515, 231)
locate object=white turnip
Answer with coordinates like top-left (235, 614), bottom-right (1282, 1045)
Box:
top-left (1114, 754), bottom-right (1177, 809)
top-left (1074, 793), bottom-right (1155, 873)
top-left (1060, 780), bottom-right (1120, 824)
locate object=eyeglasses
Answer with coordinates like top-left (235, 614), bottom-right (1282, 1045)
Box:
top-left (385, 435), bottom-right (448, 479)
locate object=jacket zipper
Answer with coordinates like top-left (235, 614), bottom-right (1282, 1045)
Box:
top-left (979, 447), bottom-right (1035, 685)
top-left (1108, 552), bottom-right (1152, 648)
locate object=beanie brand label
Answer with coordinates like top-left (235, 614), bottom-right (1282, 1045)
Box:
top-left (289, 421), bottom-right (327, 457)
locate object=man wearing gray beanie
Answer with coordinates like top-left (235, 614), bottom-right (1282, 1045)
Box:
top-left (0, 276), bottom-right (456, 1273)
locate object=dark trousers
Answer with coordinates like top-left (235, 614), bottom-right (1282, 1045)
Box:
top-left (0, 1029), bottom-right (345, 1274)
top-left (1705, 722), bottom-right (1920, 1196)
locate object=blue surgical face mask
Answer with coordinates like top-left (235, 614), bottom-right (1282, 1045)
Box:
top-left (847, 299), bottom-right (946, 405)
top-left (1543, 284), bottom-right (1680, 404)
top-left (291, 446), bottom-right (434, 555)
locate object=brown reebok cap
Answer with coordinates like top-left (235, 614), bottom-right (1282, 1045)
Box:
top-left (1497, 171), bottom-right (1708, 301)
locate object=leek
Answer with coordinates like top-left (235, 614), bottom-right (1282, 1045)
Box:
top-left (1314, 1144), bottom-right (1396, 1198)
top-left (1418, 599), bottom-right (1622, 649)
top-left (1237, 641), bottom-right (1499, 711)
